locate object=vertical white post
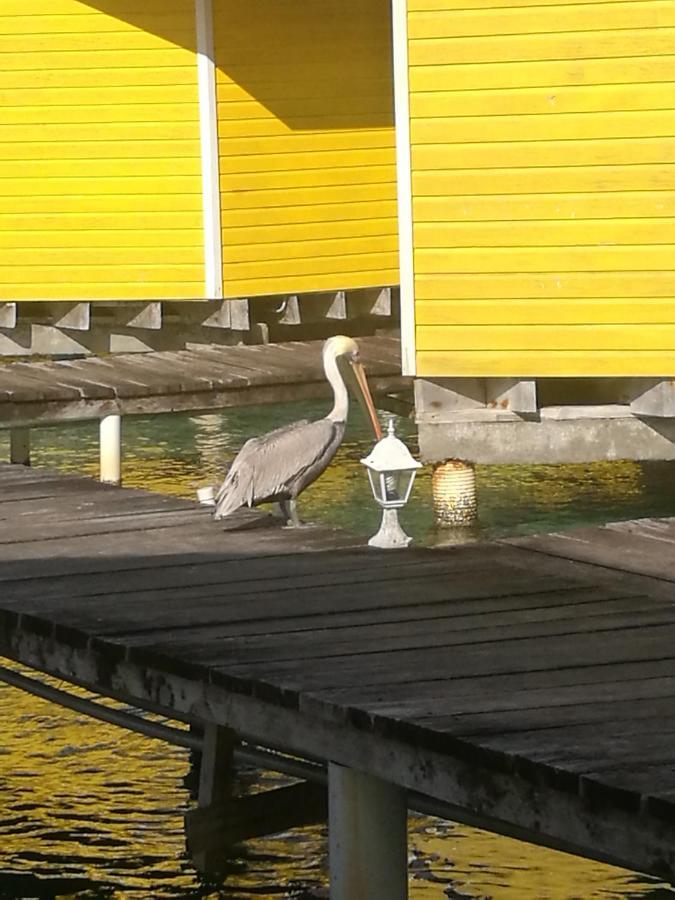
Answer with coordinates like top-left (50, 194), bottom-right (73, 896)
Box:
top-left (10, 428), bottom-right (30, 466)
top-left (99, 414), bottom-right (122, 484)
top-left (328, 763), bottom-right (408, 900)
top-left (391, 0), bottom-right (416, 377)
top-left (195, 0), bottom-right (224, 300)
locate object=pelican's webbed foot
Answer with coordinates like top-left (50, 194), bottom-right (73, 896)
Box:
top-left (279, 499), bottom-right (312, 529)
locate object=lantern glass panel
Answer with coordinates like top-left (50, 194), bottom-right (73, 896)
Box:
top-left (366, 468), bottom-right (381, 501)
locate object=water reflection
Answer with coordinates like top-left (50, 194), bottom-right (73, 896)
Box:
top-left (0, 404), bottom-right (674, 897)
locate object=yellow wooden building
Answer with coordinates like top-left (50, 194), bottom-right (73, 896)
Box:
top-left (2, 0), bottom-right (674, 381)
top-left (393, 0), bottom-right (675, 378)
top-left (0, 0), bottom-right (398, 302)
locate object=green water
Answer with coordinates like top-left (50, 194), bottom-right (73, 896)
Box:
top-left (0, 402), bottom-right (674, 899)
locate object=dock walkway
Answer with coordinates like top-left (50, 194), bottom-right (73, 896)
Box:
top-left (1, 461), bottom-right (675, 891)
top-left (0, 333), bottom-right (407, 427)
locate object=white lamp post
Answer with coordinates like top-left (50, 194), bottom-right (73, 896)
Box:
top-left (361, 418), bottom-right (422, 549)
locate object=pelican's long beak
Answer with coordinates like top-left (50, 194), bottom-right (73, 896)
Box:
top-left (350, 360), bottom-right (383, 440)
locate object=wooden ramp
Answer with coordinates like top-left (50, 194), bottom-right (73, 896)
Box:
top-left (1, 461), bottom-right (675, 885)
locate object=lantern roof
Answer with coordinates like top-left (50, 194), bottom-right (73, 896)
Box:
top-left (361, 419), bottom-right (422, 473)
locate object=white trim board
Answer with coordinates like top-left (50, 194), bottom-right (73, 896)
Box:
top-left (391, 0), bottom-right (416, 376)
top-left (195, 0), bottom-right (224, 300)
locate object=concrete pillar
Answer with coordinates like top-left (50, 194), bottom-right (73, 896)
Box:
top-left (9, 428), bottom-right (30, 466)
top-left (99, 414), bottom-right (122, 484)
top-left (328, 763), bottom-right (408, 900)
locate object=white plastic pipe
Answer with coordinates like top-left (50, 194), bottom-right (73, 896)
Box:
top-left (99, 414), bottom-right (122, 484)
top-left (328, 763), bottom-right (408, 899)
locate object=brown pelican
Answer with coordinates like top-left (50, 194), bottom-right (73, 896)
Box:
top-left (213, 335), bottom-right (383, 526)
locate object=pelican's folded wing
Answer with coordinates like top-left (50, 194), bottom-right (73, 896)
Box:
top-left (214, 418), bottom-right (340, 518)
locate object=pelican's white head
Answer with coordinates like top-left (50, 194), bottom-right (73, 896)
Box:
top-left (323, 335), bottom-right (382, 439)
top-left (322, 334), bottom-right (360, 365)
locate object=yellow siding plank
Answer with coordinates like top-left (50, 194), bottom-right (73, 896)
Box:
top-left (220, 166), bottom-right (396, 193)
top-left (4, 265), bottom-right (200, 284)
top-left (215, 0), bottom-right (397, 298)
top-left (0, 13), bottom-right (194, 35)
top-left (0, 104), bottom-right (198, 125)
top-left (217, 78), bottom-right (393, 104)
top-left (416, 273), bottom-right (675, 299)
top-left (0, 123), bottom-right (198, 142)
top-left (0, 0), bottom-right (190, 13)
top-left (416, 351), bottom-right (675, 377)
top-left (413, 165), bottom-right (675, 195)
top-left (0, 177), bottom-right (201, 196)
top-left (0, 248), bottom-right (202, 265)
top-left (1, 49), bottom-right (193, 69)
top-left (0, 0), bottom-right (203, 301)
top-left (0, 85), bottom-right (199, 106)
top-left (221, 219), bottom-right (398, 247)
top-left (222, 252), bottom-right (397, 282)
top-left (218, 132), bottom-right (395, 157)
top-left (408, 2), bottom-right (675, 39)
top-left (416, 298), bottom-right (675, 326)
top-left (410, 56), bottom-right (675, 93)
top-left (221, 184), bottom-right (395, 211)
top-left (408, 30), bottom-right (675, 66)
top-left (415, 246), bottom-right (675, 273)
top-left (222, 235), bottom-right (398, 264)
top-left (0, 196), bottom-right (202, 215)
top-left (0, 158), bottom-right (201, 177)
top-left (0, 229), bottom-right (202, 248)
top-left (220, 147), bottom-right (394, 175)
top-left (416, 324), bottom-right (675, 351)
top-left (409, 0), bottom-right (668, 9)
top-left (0, 33), bottom-right (196, 52)
top-left (415, 192), bottom-right (675, 222)
top-left (6, 284), bottom-right (204, 301)
top-left (223, 269), bottom-right (400, 299)
top-left (222, 199), bottom-right (399, 228)
top-left (216, 96), bottom-right (393, 121)
top-left (0, 141), bottom-right (199, 161)
top-left (413, 138), bottom-right (675, 171)
top-left (415, 219), bottom-right (675, 248)
top-left (0, 69), bottom-right (198, 89)
top-left (0, 214), bottom-right (201, 232)
top-left (411, 82), bottom-right (675, 119)
top-left (412, 112), bottom-right (675, 146)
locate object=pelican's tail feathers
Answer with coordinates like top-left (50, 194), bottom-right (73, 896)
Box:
top-left (213, 459), bottom-right (254, 520)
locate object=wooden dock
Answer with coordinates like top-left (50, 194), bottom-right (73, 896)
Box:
top-left (0, 333), bottom-right (407, 427)
top-left (1, 461), bottom-right (674, 895)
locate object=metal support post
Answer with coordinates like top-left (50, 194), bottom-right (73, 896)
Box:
top-left (9, 428), bottom-right (30, 466)
top-left (99, 414), bottom-right (122, 484)
top-left (328, 763), bottom-right (408, 900)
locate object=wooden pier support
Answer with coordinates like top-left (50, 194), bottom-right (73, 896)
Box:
top-left (328, 764), bottom-right (408, 900)
top-left (9, 428), bottom-right (30, 466)
top-left (99, 414), bottom-right (122, 484)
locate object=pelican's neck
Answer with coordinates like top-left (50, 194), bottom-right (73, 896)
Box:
top-left (325, 350), bottom-right (349, 422)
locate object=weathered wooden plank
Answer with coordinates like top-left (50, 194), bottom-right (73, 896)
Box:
top-left (130, 591), bottom-right (665, 667)
top-left (423, 691), bottom-right (675, 741)
top-left (101, 354), bottom-right (219, 394)
top-left (472, 716), bottom-right (675, 772)
top-left (506, 523), bottom-right (675, 581)
top-left (215, 621), bottom-right (675, 692)
top-left (0, 368), bottom-right (82, 402)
